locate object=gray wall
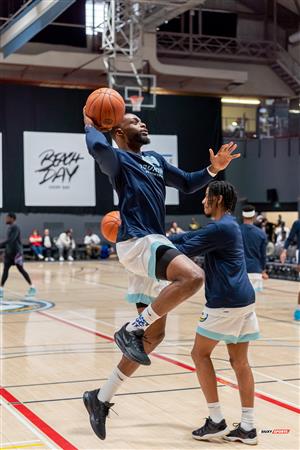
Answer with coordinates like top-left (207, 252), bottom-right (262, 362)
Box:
top-left (225, 138), bottom-right (300, 203)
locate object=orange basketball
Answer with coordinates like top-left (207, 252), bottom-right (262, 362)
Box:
top-left (100, 210), bottom-right (121, 243)
top-left (85, 87), bottom-right (125, 129)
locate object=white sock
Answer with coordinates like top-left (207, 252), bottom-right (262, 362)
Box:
top-left (97, 367), bottom-right (128, 403)
top-left (208, 402), bottom-right (224, 423)
top-left (126, 305), bottom-right (161, 332)
top-left (141, 304), bottom-right (160, 325)
top-left (241, 407), bottom-right (255, 431)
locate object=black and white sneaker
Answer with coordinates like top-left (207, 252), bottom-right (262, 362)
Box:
top-left (223, 423), bottom-right (258, 445)
top-left (83, 389), bottom-right (114, 440)
top-left (192, 417), bottom-right (230, 440)
top-left (114, 323), bottom-right (151, 366)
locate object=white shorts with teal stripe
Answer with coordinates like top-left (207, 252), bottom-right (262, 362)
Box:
top-left (116, 234), bottom-right (175, 305)
top-left (196, 303), bottom-right (260, 344)
top-left (248, 273), bottom-right (263, 292)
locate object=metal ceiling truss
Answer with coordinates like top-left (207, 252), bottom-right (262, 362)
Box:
top-left (101, 0), bottom-right (205, 81)
top-left (102, 0), bottom-right (144, 62)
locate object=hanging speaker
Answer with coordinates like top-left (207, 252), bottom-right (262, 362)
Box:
top-left (266, 189), bottom-right (278, 203)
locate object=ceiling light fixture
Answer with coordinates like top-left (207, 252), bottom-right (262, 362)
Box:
top-left (221, 98), bottom-right (261, 105)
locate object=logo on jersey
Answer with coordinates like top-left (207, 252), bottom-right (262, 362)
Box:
top-left (0, 299), bottom-right (54, 314)
top-left (140, 155), bottom-right (163, 179)
top-left (199, 312), bottom-right (208, 322)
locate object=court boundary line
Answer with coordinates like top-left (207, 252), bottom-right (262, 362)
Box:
top-left (0, 396), bottom-right (54, 450)
top-left (38, 310), bottom-right (300, 415)
top-left (0, 444), bottom-right (43, 450)
top-left (0, 388), bottom-right (78, 450)
top-left (11, 378), bottom-right (300, 406)
top-left (0, 441), bottom-right (40, 446)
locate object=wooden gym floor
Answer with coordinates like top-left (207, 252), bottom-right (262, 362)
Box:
top-left (1, 260), bottom-right (299, 450)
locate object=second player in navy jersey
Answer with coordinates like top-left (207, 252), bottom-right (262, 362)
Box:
top-left (171, 181), bottom-right (259, 444)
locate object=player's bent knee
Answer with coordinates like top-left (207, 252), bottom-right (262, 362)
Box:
top-left (183, 268), bottom-right (204, 293)
top-left (191, 347), bottom-right (198, 362)
top-left (191, 347), bottom-right (211, 363)
top-left (229, 357), bottom-right (249, 371)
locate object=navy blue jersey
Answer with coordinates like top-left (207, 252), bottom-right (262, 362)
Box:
top-left (284, 219), bottom-right (300, 263)
top-left (86, 126), bottom-right (213, 241)
top-left (0, 224), bottom-right (23, 256)
top-left (240, 223), bottom-right (267, 273)
top-left (170, 215), bottom-right (255, 308)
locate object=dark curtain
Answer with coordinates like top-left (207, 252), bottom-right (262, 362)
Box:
top-left (0, 84), bottom-right (222, 215)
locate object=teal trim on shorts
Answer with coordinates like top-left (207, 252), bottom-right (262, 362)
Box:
top-left (196, 326), bottom-right (260, 344)
top-left (148, 240), bottom-right (175, 280)
top-left (126, 293), bottom-right (154, 305)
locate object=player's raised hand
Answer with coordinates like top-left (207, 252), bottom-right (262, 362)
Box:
top-left (83, 106), bottom-right (94, 126)
top-left (209, 141), bottom-right (240, 173)
top-left (83, 107), bottom-right (111, 132)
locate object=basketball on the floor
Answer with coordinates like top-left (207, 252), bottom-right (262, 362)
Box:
top-left (85, 87), bottom-right (125, 129)
top-left (100, 210), bottom-right (121, 243)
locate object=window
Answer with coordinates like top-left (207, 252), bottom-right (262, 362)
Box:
top-left (85, 0), bottom-right (104, 36)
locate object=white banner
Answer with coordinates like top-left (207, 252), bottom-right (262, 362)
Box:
top-left (113, 134), bottom-right (179, 206)
top-left (0, 133), bottom-right (2, 208)
top-left (23, 132), bottom-right (95, 206)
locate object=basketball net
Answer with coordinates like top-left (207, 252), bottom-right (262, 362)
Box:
top-left (129, 95), bottom-right (144, 112)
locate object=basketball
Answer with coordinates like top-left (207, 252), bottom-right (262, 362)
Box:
top-left (85, 87), bottom-right (125, 129)
top-left (100, 210), bottom-right (121, 243)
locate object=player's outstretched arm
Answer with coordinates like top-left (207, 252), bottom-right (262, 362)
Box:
top-left (163, 141), bottom-right (239, 193)
top-left (169, 223), bottom-right (221, 257)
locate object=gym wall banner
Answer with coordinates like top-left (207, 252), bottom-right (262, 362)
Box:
top-left (23, 132), bottom-right (96, 206)
top-left (0, 133), bottom-right (2, 208)
top-left (113, 134), bottom-right (179, 206)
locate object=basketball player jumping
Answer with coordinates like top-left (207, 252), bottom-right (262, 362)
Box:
top-left (170, 181), bottom-right (259, 445)
top-left (0, 213), bottom-right (36, 299)
top-left (83, 110), bottom-right (240, 440)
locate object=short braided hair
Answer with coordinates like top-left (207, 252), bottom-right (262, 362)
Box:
top-left (207, 181), bottom-right (237, 213)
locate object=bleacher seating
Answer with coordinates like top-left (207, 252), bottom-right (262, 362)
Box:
top-left (194, 256), bottom-right (299, 282)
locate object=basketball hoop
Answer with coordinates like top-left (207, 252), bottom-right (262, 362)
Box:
top-left (129, 95), bottom-right (144, 112)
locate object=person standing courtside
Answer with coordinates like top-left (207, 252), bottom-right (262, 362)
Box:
top-left (280, 218), bottom-right (300, 320)
top-left (240, 205), bottom-right (268, 292)
top-left (0, 213), bottom-right (36, 299)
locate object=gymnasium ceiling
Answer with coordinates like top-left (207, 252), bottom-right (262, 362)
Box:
top-left (0, 0), bottom-right (299, 97)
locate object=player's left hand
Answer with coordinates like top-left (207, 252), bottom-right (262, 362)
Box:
top-left (262, 271), bottom-right (269, 280)
top-left (209, 142), bottom-right (240, 173)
